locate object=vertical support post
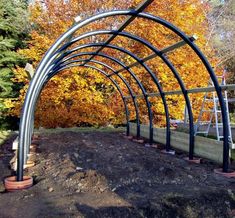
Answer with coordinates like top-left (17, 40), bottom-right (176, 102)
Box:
top-left (136, 98), bottom-right (141, 138)
top-left (17, 138), bottom-right (24, 181)
top-left (126, 123), bottom-right (130, 136)
top-left (187, 93), bottom-right (195, 160)
top-left (147, 96), bottom-right (154, 144)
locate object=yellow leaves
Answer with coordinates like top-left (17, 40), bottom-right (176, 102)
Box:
top-left (18, 31), bottom-right (53, 63)
top-left (12, 67), bottom-right (29, 83)
top-left (8, 0), bottom-right (218, 128)
top-left (4, 98), bottom-right (15, 109)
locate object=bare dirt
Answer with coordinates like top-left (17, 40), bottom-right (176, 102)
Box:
top-left (0, 129), bottom-right (235, 218)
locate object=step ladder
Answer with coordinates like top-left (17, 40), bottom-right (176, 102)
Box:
top-left (194, 74), bottom-right (234, 149)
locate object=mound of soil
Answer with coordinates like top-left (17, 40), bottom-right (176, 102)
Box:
top-left (0, 130), bottom-right (235, 217)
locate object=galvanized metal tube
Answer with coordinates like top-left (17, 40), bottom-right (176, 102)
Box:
top-left (55, 39), bottom-right (170, 147)
top-left (17, 10), bottom-right (230, 181)
top-left (54, 46), bottom-right (163, 145)
top-left (113, 36), bottom-right (197, 75)
top-left (17, 11), bottom-right (139, 181)
top-left (81, 0), bottom-right (154, 66)
top-left (134, 12), bottom-right (229, 171)
top-left (52, 58), bottom-right (141, 138)
top-left (54, 51), bottom-right (153, 139)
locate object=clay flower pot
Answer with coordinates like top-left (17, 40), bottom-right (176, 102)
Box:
top-left (4, 176), bottom-right (33, 191)
top-left (184, 157), bottom-right (201, 164)
top-left (214, 168), bottom-right (235, 178)
top-left (132, 138), bottom-right (145, 144)
top-left (124, 135), bottom-right (133, 140)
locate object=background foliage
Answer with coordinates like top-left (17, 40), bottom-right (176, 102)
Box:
top-left (3, 0), bottom-right (230, 128)
top-left (205, 0), bottom-right (235, 113)
top-left (0, 0), bottom-right (28, 129)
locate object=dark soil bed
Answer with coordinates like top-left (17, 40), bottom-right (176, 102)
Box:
top-left (0, 130), bottom-right (235, 217)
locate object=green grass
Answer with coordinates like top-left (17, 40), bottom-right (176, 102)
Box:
top-left (0, 126), bottom-right (125, 147)
top-left (0, 130), bottom-right (12, 146)
top-left (34, 126), bottom-right (125, 135)
top-left (231, 149), bottom-right (235, 160)
top-left (0, 126), bottom-right (125, 145)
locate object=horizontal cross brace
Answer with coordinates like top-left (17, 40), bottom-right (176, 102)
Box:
top-left (109, 35), bottom-right (197, 76)
top-left (123, 84), bottom-right (235, 99)
top-left (82, 0), bottom-right (154, 66)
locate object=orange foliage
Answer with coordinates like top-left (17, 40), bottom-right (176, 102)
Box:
top-left (6, 0), bottom-right (219, 128)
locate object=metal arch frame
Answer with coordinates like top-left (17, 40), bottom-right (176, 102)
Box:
top-left (21, 49), bottom-right (154, 165)
top-left (52, 51), bottom-right (156, 144)
top-left (50, 28), bottom-right (194, 158)
top-left (22, 59), bottom-right (133, 163)
top-left (23, 50), bottom-right (154, 164)
top-left (134, 12), bottom-right (228, 170)
top-left (55, 27), bottom-right (197, 152)
top-left (55, 63), bottom-right (131, 135)
top-left (17, 9), bottom-right (230, 181)
top-left (55, 41), bottom-right (172, 149)
top-left (51, 58), bottom-right (141, 138)
top-left (57, 30), bottom-right (195, 158)
top-left (51, 28), bottom-right (194, 158)
top-left (54, 47), bottom-right (169, 148)
top-left (52, 34), bottom-right (170, 147)
top-left (83, 60), bottom-right (141, 138)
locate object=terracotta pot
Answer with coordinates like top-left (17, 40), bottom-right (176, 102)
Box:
top-left (124, 135), bottom-right (133, 140)
top-left (4, 176), bottom-right (33, 191)
top-left (132, 138), bottom-right (145, 144)
top-left (214, 168), bottom-right (235, 178)
top-left (184, 157), bottom-right (201, 164)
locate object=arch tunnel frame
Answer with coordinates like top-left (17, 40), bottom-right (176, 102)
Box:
top-left (17, 7), bottom-right (230, 181)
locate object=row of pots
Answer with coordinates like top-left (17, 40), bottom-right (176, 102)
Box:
top-left (4, 135), bottom-right (40, 191)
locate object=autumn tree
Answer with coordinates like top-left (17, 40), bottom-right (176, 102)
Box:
top-left (205, 0), bottom-right (234, 71)
top-left (6, 0), bottom-right (219, 128)
top-left (205, 0), bottom-right (235, 112)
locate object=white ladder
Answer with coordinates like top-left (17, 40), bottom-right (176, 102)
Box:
top-left (195, 74), bottom-right (234, 149)
top-left (194, 79), bottom-right (214, 136)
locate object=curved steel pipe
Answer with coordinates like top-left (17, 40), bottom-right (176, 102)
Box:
top-left (25, 50), bottom-right (152, 159)
top-left (54, 49), bottom-right (158, 144)
top-left (17, 10), bottom-right (229, 181)
top-left (139, 13), bottom-right (229, 170)
top-left (55, 30), bottom-right (194, 153)
top-left (136, 11), bottom-right (229, 171)
top-left (51, 58), bottom-right (141, 137)
top-left (53, 52), bottom-right (153, 140)
top-left (55, 42), bottom-right (171, 149)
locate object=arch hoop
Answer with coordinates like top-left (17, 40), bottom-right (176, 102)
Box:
top-left (17, 1), bottom-right (231, 181)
